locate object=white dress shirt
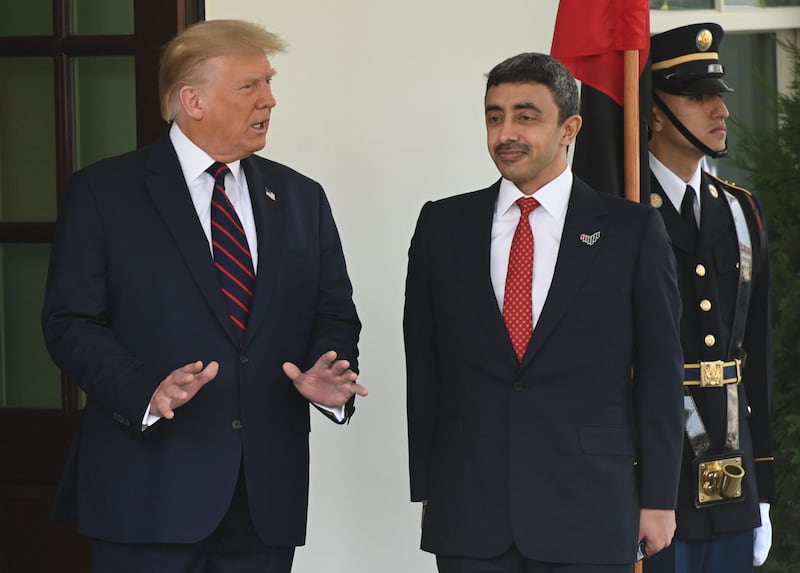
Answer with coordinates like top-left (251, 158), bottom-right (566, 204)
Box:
top-left (490, 167), bottom-right (572, 330)
top-left (170, 123), bottom-right (259, 271)
top-left (649, 151), bottom-right (702, 226)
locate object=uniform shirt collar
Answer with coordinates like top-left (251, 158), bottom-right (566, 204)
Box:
top-left (649, 151), bottom-right (702, 211)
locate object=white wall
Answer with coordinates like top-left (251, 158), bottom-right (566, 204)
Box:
top-left (203, 1), bottom-right (557, 571)
top-left (202, 2), bottom-right (800, 571)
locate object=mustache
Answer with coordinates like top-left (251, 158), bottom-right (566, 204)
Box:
top-left (495, 143), bottom-right (530, 154)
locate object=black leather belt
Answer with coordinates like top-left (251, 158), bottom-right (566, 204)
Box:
top-left (683, 359), bottom-right (741, 387)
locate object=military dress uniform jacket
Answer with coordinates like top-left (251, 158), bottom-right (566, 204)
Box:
top-left (649, 170), bottom-right (775, 540)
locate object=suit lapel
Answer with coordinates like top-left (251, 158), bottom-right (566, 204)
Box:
top-left (524, 179), bottom-right (606, 364)
top-left (698, 173), bottom-right (731, 250)
top-left (650, 173), bottom-right (695, 254)
top-left (241, 156), bottom-right (282, 345)
top-left (452, 182), bottom-right (522, 367)
top-left (144, 133), bottom-right (240, 345)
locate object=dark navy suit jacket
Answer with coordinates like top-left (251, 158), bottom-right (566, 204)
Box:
top-left (404, 176), bottom-right (684, 564)
top-left (42, 131), bottom-right (360, 546)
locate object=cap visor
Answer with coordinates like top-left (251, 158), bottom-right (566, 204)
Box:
top-left (666, 77), bottom-right (735, 95)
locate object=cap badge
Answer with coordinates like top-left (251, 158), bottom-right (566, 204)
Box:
top-left (650, 193), bottom-right (663, 208)
top-left (696, 29), bottom-right (713, 52)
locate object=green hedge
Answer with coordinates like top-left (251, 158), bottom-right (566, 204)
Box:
top-left (731, 40), bottom-right (800, 573)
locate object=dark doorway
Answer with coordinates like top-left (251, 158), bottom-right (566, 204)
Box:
top-left (0, 2), bottom-right (202, 571)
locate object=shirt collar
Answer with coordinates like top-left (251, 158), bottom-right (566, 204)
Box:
top-left (169, 123), bottom-right (244, 187)
top-left (649, 151), bottom-right (702, 210)
top-left (496, 166), bottom-right (572, 221)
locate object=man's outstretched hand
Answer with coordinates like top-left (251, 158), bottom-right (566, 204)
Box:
top-left (150, 360), bottom-right (219, 420)
top-left (283, 351), bottom-right (367, 408)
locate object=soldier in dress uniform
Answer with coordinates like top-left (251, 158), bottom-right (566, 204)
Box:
top-left (644, 22), bottom-right (775, 573)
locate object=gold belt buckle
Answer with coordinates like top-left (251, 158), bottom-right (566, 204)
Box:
top-left (699, 360), bottom-right (725, 387)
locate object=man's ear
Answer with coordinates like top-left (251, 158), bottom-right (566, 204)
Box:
top-left (178, 85), bottom-right (204, 121)
top-left (651, 101), bottom-right (665, 134)
top-left (561, 114), bottom-right (583, 145)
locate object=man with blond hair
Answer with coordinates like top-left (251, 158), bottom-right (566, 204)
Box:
top-left (43, 19), bottom-right (365, 572)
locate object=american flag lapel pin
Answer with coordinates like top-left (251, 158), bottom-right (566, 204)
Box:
top-left (265, 187), bottom-right (276, 201)
top-left (579, 231), bottom-right (601, 246)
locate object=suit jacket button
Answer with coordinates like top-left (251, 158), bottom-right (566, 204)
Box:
top-left (232, 419), bottom-right (243, 430)
top-left (512, 382), bottom-right (523, 391)
top-left (239, 354), bottom-right (249, 364)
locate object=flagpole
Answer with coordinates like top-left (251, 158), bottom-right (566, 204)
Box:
top-left (623, 49), bottom-right (641, 204)
top-left (625, 45), bottom-right (646, 573)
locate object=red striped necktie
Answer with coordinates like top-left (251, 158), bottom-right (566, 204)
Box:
top-left (207, 162), bottom-right (255, 339)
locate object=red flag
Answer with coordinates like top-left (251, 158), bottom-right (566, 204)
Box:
top-left (551, 0), bottom-right (649, 106)
top-left (551, 0), bottom-right (651, 201)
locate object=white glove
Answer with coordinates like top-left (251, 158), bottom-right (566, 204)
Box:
top-left (753, 502), bottom-right (772, 566)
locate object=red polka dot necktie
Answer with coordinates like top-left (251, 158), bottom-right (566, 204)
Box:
top-left (207, 162), bottom-right (255, 340)
top-left (503, 196), bottom-right (540, 362)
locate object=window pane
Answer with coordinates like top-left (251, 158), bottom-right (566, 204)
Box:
top-left (71, 0), bottom-right (134, 35)
top-left (650, 0), bottom-right (714, 8)
top-left (0, 244), bottom-right (60, 408)
top-left (726, 0), bottom-right (800, 4)
top-left (0, 59), bottom-right (57, 222)
top-left (74, 57), bottom-right (137, 170)
top-left (0, 0), bottom-right (52, 36)
top-left (713, 33), bottom-right (778, 188)
top-left (725, 0), bottom-right (800, 7)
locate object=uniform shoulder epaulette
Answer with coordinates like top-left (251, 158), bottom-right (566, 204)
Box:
top-left (706, 172), bottom-right (767, 261)
top-left (706, 172), bottom-right (753, 197)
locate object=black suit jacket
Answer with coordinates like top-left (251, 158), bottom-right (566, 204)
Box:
top-left (42, 131), bottom-right (360, 546)
top-left (404, 176), bottom-right (684, 564)
top-left (649, 171), bottom-right (774, 540)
